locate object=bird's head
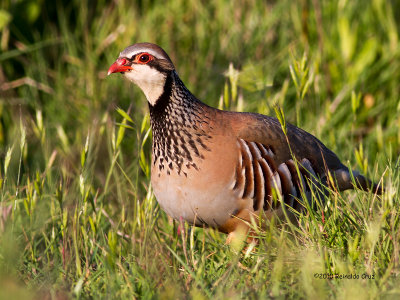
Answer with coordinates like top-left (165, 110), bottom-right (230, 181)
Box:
top-left (108, 43), bottom-right (175, 106)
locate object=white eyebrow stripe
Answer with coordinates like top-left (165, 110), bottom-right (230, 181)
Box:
top-left (119, 48), bottom-right (166, 60)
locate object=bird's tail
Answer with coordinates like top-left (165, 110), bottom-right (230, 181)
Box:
top-left (334, 169), bottom-right (384, 195)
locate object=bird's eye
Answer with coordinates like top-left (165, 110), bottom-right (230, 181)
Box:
top-left (138, 54), bottom-right (151, 63)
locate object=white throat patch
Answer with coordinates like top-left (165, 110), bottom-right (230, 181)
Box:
top-left (124, 64), bottom-right (166, 106)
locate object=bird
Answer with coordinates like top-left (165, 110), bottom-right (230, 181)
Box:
top-left (108, 42), bottom-right (382, 239)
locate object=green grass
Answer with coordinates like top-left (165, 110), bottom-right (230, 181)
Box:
top-left (0, 0), bottom-right (400, 298)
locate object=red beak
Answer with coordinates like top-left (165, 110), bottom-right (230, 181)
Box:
top-left (107, 58), bottom-right (133, 75)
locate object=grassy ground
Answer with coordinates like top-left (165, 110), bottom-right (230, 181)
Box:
top-left (0, 0), bottom-right (400, 298)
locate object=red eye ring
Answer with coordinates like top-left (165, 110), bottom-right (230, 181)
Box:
top-left (136, 53), bottom-right (153, 64)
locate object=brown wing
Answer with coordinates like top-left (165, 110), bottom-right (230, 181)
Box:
top-left (233, 138), bottom-right (324, 213)
top-left (222, 111), bottom-right (382, 194)
top-left (225, 111), bottom-right (346, 176)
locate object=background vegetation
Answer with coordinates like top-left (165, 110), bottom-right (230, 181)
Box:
top-left (0, 0), bottom-right (399, 298)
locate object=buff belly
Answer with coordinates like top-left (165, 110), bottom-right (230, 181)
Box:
top-left (150, 144), bottom-right (242, 228)
top-left (151, 172), bottom-right (240, 227)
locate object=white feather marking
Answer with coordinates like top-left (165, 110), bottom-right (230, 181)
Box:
top-left (301, 158), bottom-right (316, 177)
top-left (239, 139), bottom-right (252, 160)
top-left (237, 140), bottom-right (243, 168)
top-left (237, 167), bottom-right (246, 198)
top-left (249, 142), bottom-right (262, 159)
top-left (230, 141), bottom-right (243, 190)
top-left (278, 163), bottom-right (295, 207)
top-left (121, 47), bottom-right (168, 60)
top-left (239, 140), bottom-right (254, 199)
top-left (124, 64), bottom-right (166, 106)
top-left (271, 171), bottom-right (282, 198)
top-left (254, 161), bottom-right (265, 210)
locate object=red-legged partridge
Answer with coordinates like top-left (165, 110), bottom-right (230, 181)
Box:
top-left (108, 43), bottom-right (382, 237)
